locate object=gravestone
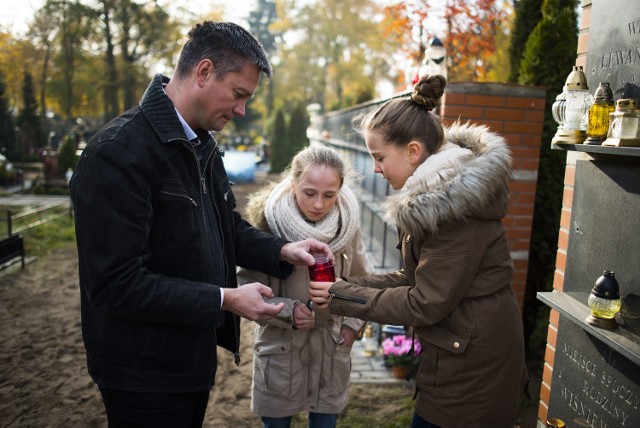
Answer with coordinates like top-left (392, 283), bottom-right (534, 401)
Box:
top-left (586, 0), bottom-right (640, 100)
top-left (551, 317), bottom-right (639, 427)
top-left (539, 160), bottom-right (640, 427)
top-left (538, 1), bottom-right (640, 426)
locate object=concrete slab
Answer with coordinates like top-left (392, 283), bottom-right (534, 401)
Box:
top-left (350, 339), bottom-right (415, 385)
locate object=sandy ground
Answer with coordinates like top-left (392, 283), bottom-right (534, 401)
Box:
top-left (0, 178), bottom-right (272, 427)
top-left (0, 243), bottom-right (281, 428)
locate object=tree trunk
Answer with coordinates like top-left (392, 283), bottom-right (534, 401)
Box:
top-left (102, 0), bottom-right (119, 122)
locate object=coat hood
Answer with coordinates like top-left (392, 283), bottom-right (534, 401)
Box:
top-left (383, 122), bottom-right (512, 240)
top-left (245, 181), bottom-right (278, 231)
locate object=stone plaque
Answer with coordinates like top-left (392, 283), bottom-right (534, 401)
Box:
top-left (586, 0), bottom-right (640, 99)
top-left (565, 158), bottom-right (640, 335)
top-left (547, 317), bottom-right (640, 427)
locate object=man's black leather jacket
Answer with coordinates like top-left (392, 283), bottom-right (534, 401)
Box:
top-left (70, 74), bottom-right (291, 392)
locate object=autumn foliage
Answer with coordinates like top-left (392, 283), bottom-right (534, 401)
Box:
top-left (381, 1), bottom-right (431, 66)
top-left (382, 0), bottom-right (507, 83)
top-left (444, 0), bottom-right (507, 81)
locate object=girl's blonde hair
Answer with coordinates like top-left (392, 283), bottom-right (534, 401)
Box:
top-left (286, 145), bottom-right (359, 188)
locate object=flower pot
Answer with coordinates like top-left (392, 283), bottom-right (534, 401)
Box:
top-left (392, 365), bottom-right (411, 379)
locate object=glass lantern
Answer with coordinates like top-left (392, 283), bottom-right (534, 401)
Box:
top-left (546, 418), bottom-right (566, 428)
top-left (585, 82), bottom-right (615, 145)
top-left (360, 324), bottom-right (379, 357)
top-left (412, 36), bottom-right (447, 85)
top-left (420, 36), bottom-right (447, 78)
top-left (602, 98), bottom-right (640, 147)
top-left (551, 66), bottom-right (593, 145)
top-left (586, 270), bottom-right (621, 329)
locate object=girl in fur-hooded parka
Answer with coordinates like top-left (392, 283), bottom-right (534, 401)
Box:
top-left (309, 75), bottom-right (527, 428)
top-left (238, 146), bottom-right (373, 428)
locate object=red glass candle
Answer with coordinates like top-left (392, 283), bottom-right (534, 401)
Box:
top-left (308, 252), bottom-right (336, 282)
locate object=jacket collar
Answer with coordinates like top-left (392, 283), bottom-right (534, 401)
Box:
top-left (383, 122), bottom-right (513, 239)
top-left (139, 74), bottom-right (190, 145)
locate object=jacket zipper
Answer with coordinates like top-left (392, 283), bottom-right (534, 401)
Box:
top-left (329, 292), bottom-right (367, 304)
top-left (184, 142), bottom-right (209, 220)
top-left (185, 139), bottom-right (238, 363)
top-left (205, 144), bottom-right (239, 364)
top-left (189, 140), bottom-right (229, 290)
top-left (159, 190), bottom-right (198, 206)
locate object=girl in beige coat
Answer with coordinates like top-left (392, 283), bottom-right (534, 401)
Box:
top-left (238, 146), bottom-right (373, 428)
top-left (310, 75), bottom-right (528, 428)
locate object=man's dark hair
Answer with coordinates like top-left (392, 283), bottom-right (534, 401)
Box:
top-left (174, 21), bottom-right (272, 80)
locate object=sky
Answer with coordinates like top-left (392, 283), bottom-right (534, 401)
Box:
top-left (0, 0), bottom-right (255, 36)
top-left (0, 0), bottom-right (43, 35)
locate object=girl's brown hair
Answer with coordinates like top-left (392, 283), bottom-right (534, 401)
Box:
top-left (353, 74), bottom-right (447, 156)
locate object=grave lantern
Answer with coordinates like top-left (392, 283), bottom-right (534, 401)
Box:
top-left (412, 36), bottom-right (447, 85)
top-left (585, 81), bottom-right (615, 145)
top-left (360, 324), bottom-right (378, 357)
top-left (602, 98), bottom-right (640, 147)
top-left (551, 66), bottom-right (592, 145)
top-left (586, 270), bottom-right (621, 329)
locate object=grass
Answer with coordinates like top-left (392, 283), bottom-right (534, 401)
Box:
top-left (287, 384), bottom-right (415, 427)
top-left (21, 214), bottom-right (76, 256)
top-left (338, 384), bottom-right (415, 427)
top-left (1, 204), bottom-right (76, 257)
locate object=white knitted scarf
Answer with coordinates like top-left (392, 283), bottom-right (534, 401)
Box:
top-left (264, 177), bottom-right (360, 254)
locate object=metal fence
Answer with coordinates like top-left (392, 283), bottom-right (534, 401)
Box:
top-left (1, 202), bottom-right (70, 238)
top-left (308, 94), bottom-right (411, 273)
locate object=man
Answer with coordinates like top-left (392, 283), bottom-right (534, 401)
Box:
top-left (70, 21), bottom-right (331, 427)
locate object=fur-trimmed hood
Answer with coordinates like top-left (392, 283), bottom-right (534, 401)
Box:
top-left (245, 181), bottom-right (278, 232)
top-left (383, 121), bottom-right (512, 240)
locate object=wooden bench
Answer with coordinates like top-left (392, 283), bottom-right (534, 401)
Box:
top-left (0, 234), bottom-right (25, 270)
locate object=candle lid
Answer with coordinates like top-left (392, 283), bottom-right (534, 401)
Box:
top-left (591, 270), bottom-right (620, 300)
top-left (593, 82), bottom-right (614, 105)
top-left (564, 66), bottom-right (589, 91)
top-left (615, 98), bottom-right (638, 111)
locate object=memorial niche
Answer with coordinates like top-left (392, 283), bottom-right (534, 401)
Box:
top-left (540, 1), bottom-right (640, 416)
top-left (540, 156), bottom-right (640, 426)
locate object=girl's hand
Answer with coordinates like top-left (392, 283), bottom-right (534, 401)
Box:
top-left (293, 302), bottom-right (314, 331)
top-left (340, 326), bottom-right (357, 348)
top-left (309, 280), bottom-right (333, 309)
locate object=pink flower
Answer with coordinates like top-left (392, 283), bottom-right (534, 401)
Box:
top-left (382, 334), bottom-right (422, 366)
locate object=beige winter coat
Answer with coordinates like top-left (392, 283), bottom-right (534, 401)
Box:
top-left (327, 123), bottom-right (528, 427)
top-left (238, 184), bottom-right (373, 418)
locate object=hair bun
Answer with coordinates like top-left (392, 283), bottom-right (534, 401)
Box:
top-left (410, 74), bottom-right (447, 111)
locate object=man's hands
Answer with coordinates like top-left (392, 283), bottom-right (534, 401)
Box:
top-left (293, 303), bottom-right (314, 331)
top-left (308, 280), bottom-right (333, 309)
top-left (222, 282), bottom-right (284, 321)
top-left (280, 239), bottom-right (334, 266)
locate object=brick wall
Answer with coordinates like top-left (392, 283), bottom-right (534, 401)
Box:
top-left (441, 82), bottom-right (547, 309)
top-left (537, 0), bottom-right (592, 423)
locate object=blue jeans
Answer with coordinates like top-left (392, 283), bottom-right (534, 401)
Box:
top-left (410, 411), bottom-right (441, 428)
top-left (262, 412), bottom-right (338, 428)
